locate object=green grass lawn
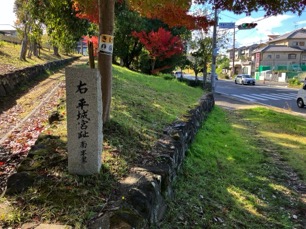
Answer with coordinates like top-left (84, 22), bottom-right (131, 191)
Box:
top-left (0, 40), bottom-right (74, 72)
top-left (162, 106), bottom-right (306, 228)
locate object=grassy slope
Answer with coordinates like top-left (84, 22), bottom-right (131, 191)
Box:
top-left (107, 65), bottom-right (203, 168)
top-left (0, 63), bottom-right (204, 226)
top-left (162, 107), bottom-right (306, 228)
top-left (0, 41), bottom-right (73, 72)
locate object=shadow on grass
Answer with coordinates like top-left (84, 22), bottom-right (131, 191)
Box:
top-left (162, 107), bottom-right (306, 228)
top-left (0, 51), bottom-right (11, 57)
top-left (3, 133), bottom-right (120, 227)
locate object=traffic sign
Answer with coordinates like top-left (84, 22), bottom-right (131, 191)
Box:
top-left (219, 22), bottom-right (235, 29)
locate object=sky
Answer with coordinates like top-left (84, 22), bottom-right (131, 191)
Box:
top-left (2, 0), bottom-right (306, 49)
top-left (0, 0), bottom-right (16, 26)
top-left (219, 10), bottom-right (306, 48)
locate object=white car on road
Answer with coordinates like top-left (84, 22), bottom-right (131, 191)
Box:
top-left (235, 74), bottom-right (255, 85)
top-left (297, 85), bottom-right (306, 108)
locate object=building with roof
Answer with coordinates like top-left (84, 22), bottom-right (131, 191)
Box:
top-left (0, 24), bottom-right (20, 44)
top-left (227, 43), bottom-right (259, 76)
top-left (253, 28), bottom-right (306, 73)
top-left (0, 24), bottom-right (17, 36)
top-left (227, 28), bottom-right (306, 78)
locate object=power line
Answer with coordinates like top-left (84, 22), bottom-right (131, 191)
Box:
top-left (252, 16), bottom-right (272, 22)
top-left (219, 13), bottom-right (272, 23)
top-left (219, 13), bottom-right (239, 20)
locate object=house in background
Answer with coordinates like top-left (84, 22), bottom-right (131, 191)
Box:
top-left (0, 24), bottom-right (20, 44)
top-left (253, 28), bottom-right (306, 72)
top-left (0, 24), bottom-right (17, 36)
top-left (227, 43), bottom-right (259, 75)
top-left (227, 28), bottom-right (306, 81)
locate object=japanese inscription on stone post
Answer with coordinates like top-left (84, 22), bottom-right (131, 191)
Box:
top-left (65, 68), bottom-right (103, 175)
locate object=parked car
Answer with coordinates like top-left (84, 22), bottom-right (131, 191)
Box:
top-left (296, 85), bottom-right (306, 108)
top-left (235, 74), bottom-right (255, 85)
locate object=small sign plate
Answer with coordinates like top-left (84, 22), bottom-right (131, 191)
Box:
top-left (219, 22), bottom-right (235, 29)
top-left (99, 34), bottom-right (114, 55)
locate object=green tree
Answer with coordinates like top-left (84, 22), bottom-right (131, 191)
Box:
top-left (28, 0), bottom-right (90, 56)
top-left (189, 37), bottom-right (213, 86)
top-left (113, 2), bottom-right (145, 68)
top-left (14, 0), bottom-right (41, 60)
top-left (216, 56), bottom-right (230, 78)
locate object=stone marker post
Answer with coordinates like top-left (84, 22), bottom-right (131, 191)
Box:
top-left (65, 68), bottom-right (103, 175)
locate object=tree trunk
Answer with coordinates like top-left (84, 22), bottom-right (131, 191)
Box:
top-left (88, 41), bottom-right (95, 69)
top-left (20, 23), bottom-right (29, 61)
top-left (98, 0), bottom-right (115, 123)
top-left (151, 58), bottom-right (156, 74)
top-left (38, 43), bottom-right (41, 56)
top-left (33, 40), bottom-right (39, 57)
top-left (53, 46), bottom-right (59, 56)
top-left (27, 42), bottom-right (33, 59)
top-left (20, 36), bottom-right (28, 61)
top-left (203, 62), bottom-right (208, 89)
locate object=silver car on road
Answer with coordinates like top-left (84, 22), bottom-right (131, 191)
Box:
top-left (235, 74), bottom-right (255, 85)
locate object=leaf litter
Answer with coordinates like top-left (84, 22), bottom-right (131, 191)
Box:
top-left (0, 74), bottom-right (66, 196)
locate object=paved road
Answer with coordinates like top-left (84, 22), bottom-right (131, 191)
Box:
top-left (215, 79), bottom-right (306, 116)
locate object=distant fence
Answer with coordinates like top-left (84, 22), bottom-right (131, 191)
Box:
top-left (0, 34), bottom-right (21, 44)
top-left (0, 34), bottom-right (51, 49)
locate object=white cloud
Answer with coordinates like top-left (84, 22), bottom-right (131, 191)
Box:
top-left (256, 15), bottom-right (294, 34)
top-left (235, 14), bottom-right (295, 47)
top-left (296, 20), bottom-right (306, 25)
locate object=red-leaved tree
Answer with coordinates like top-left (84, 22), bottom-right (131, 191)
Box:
top-left (132, 2), bottom-right (214, 31)
top-left (132, 27), bottom-right (184, 74)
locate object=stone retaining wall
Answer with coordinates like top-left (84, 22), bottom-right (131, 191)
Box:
top-left (88, 93), bottom-right (215, 228)
top-left (0, 57), bottom-right (79, 97)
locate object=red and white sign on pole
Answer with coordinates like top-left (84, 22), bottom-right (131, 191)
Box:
top-left (99, 34), bottom-right (114, 55)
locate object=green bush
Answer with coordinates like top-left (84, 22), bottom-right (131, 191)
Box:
top-left (219, 72), bottom-right (230, 79)
top-left (162, 74), bottom-right (175, 80)
top-left (288, 77), bottom-right (302, 86)
top-left (0, 40), bottom-right (4, 48)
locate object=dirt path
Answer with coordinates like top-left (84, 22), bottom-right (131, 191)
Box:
top-left (0, 57), bottom-right (87, 195)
